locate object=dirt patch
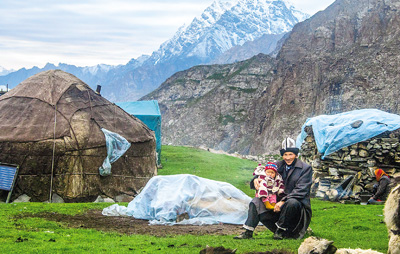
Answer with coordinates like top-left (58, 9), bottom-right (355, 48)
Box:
top-left (17, 209), bottom-right (259, 237)
top-left (199, 246), bottom-right (294, 254)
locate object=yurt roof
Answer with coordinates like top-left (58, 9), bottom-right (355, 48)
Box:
top-left (0, 70), bottom-right (154, 144)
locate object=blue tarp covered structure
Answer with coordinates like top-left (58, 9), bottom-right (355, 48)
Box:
top-left (116, 101), bottom-right (161, 164)
top-left (296, 109), bottom-right (400, 159)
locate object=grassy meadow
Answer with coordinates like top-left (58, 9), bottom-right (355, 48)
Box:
top-left (0, 145), bottom-right (389, 253)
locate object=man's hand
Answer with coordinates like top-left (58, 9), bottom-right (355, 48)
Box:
top-left (274, 201), bottom-right (284, 213)
top-left (253, 178), bottom-right (262, 190)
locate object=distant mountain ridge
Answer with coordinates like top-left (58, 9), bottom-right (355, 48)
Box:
top-left (143, 0), bottom-right (400, 155)
top-left (0, 66), bottom-right (13, 76)
top-left (0, 0), bottom-right (308, 102)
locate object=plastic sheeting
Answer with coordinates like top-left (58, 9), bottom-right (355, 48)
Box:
top-left (116, 101), bottom-right (161, 165)
top-left (296, 109), bottom-right (400, 159)
top-left (99, 128), bottom-right (131, 176)
top-left (102, 174), bottom-right (252, 225)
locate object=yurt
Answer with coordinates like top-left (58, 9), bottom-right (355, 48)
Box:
top-left (0, 70), bottom-right (157, 202)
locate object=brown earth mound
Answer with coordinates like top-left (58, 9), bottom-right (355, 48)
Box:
top-left (19, 209), bottom-right (251, 236)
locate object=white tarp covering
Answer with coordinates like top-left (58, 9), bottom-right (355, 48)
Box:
top-left (99, 128), bottom-right (131, 176)
top-left (102, 174), bottom-right (252, 225)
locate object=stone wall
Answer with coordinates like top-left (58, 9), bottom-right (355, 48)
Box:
top-left (300, 126), bottom-right (400, 201)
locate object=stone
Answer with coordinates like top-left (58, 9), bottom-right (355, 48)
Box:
top-left (103, 198), bottom-right (115, 203)
top-left (368, 167), bottom-right (377, 177)
top-left (305, 136), bottom-right (314, 143)
top-left (318, 185), bottom-right (330, 192)
top-left (93, 196), bottom-right (104, 203)
top-left (332, 160), bottom-right (343, 165)
top-left (358, 149), bottom-right (368, 157)
top-left (12, 194), bottom-right (31, 203)
top-left (324, 155), bottom-right (341, 160)
top-left (364, 183), bottom-right (376, 192)
top-left (51, 193), bottom-right (64, 203)
top-left (312, 159), bottom-right (321, 168)
top-left (352, 185), bottom-right (364, 195)
top-left (338, 169), bottom-right (358, 175)
top-left (115, 194), bottom-right (134, 203)
top-left (351, 120), bottom-right (363, 128)
top-left (328, 168), bottom-right (339, 176)
top-left (358, 143), bottom-right (368, 150)
top-left (351, 157), bottom-right (367, 162)
top-left (316, 191), bottom-right (326, 199)
top-left (93, 196), bottom-right (115, 203)
top-left (385, 168), bottom-right (396, 174)
top-left (381, 138), bottom-right (399, 143)
top-left (344, 155), bottom-right (352, 161)
top-left (373, 144), bottom-right (382, 149)
top-left (367, 159), bottom-right (376, 166)
top-left (350, 149), bottom-right (358, 156)
top-left (326, 189), bottom-right (339, 201)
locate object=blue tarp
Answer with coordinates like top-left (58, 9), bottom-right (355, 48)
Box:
top-left (102, 174), bottom-right (252, 225)
top-left (296, 109), bottom-right (400, 159)
top-left (116, 101), bottom-right (161, 164)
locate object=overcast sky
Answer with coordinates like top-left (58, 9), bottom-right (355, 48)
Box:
top-left (0, 0), bottom-right (336, 70)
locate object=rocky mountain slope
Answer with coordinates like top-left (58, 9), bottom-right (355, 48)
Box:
top-left (143, 54), bottom-right (276, 153)
top-left (144, 0), bottom-right (400, 155)
top-left (211, 33), bottom-right (286, 64)
top-left (0, 0), bottom-right (307, 102)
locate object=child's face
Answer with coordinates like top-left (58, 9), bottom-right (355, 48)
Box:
top-left (265, 169), bottom-right (276, 178)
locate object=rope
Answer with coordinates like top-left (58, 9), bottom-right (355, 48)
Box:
top-left (49, 104), bottom-right (57, 202)
top-left (21, 174), bottom-right (151, 178)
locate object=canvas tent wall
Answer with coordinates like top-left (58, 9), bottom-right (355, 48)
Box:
top-left (116, 101), bottom-right (161, 165)
top-left (0, 70), bottom-right (157, 202)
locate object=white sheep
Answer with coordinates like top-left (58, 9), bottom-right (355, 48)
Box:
top-left (298, 236), bottom-right (383, 254)
top-left (384, 184), bottom-right (400, 254)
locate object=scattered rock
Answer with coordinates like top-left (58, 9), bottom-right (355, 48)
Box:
top-left (103, 198), bottom-right (115, 203)
top-left (351, 120), bottom-right (363, 128)
top-left (15, 237), bottom-right (28, 242)
top-left (115, 194), bottom-right (134, 203)
top-left (93, 196), bottom-right (115, 203)
top-left (51, 193), bottom-right (64, 203)
top-left (12, 194), bottom-right (31, 203)
top-left (200, 246), bottom-right (237, 254)
top-left (176, 212), bottom-right (190, 222)
top-left (93, 196), bottom-right (104, 203)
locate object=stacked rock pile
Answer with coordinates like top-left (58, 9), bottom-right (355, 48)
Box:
top-left (300, 126), bottom-right (400, 201)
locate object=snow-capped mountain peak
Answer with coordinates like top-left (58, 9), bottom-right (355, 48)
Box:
top-left (149, 0), bottom-right (309, 65)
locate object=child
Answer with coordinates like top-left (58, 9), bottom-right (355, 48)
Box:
top-left (253, 162), bottom-right (285, 209)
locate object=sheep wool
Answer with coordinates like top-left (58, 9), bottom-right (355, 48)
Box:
top-left (384, 184), bottom-right (400, 254)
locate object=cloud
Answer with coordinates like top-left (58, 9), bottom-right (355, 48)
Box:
top-left (0, 0), bottom-right (336, 69)
top-left (0, 0), bottom-right (213, 69)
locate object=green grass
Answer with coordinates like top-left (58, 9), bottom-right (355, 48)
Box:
top-left (159, 145), bottom-right (257, 196)
top-left (0, 146), bottom-right (389, 253)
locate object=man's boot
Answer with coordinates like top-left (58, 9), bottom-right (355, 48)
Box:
top-left (273, 229), bottom-right (285, 240)
top-left (233, 229), bottom-right (254, 239)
